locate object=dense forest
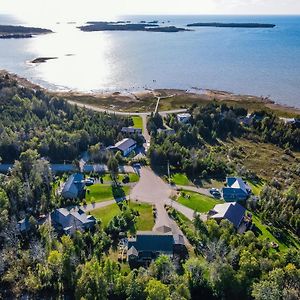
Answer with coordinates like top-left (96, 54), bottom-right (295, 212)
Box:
top-left (0, 73), bottom-right (132, 163)
top-left (0, 74), bottom-right (299, 299)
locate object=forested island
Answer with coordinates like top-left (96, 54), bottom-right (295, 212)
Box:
top-left (78, 21), bottom-right (188, 32)
top-left (0, 25), bottom-right (53, 39)
top-left (187, 22), bottom-right (276, 28)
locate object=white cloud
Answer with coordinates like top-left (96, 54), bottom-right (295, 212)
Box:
top-left (1, 0), bottom-right (300, 21)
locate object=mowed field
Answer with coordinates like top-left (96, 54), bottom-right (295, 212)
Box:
top-left (90, 201), bottom-right (154, 230)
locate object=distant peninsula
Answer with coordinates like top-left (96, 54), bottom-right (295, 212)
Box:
top-left (0, 25), bottom-right (53, 39)
top-left (30, 57), bottom-right (58, 64)
top-left (78, 21), bottom-right (188, 33)
top-left (187, 22), bottom-right (276, 28)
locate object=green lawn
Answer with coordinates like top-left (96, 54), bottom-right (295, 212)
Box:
top-left (91, 204), bottom-right (121, 227)
top-left (132, 116), bottom-right (143, 130)
top-left (101, 173), bottom-right (139, 183)
top-left (129, 202), bottom-right (154, 230)
top-left (90, 201), bottom-right (154, 230)
top-left (177, 190), bottom-right (223, 213)
top-left (252, 214), bottom-right (300, 251)
top-left (171, 173), bottom-right (192, 186)
top-left (85, 184), bottom-right (130, 203)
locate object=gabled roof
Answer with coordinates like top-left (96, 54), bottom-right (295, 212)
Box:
top-left (62, 173), bottom-right (85, 198)
top-left (128, 231), bottom-right (175, 253)
top-left (156, 225), bottom-right (172, 233)
top-left (210, 202), bottom-right (246, 228)
top-left (226, 177), bottom-right (251, 194)
top-left (121, 127), bottom-right (142, 134)
top-left (128, 246), bottom-right (138, 257)
top-left (115, 138), bottom-right (136, 152)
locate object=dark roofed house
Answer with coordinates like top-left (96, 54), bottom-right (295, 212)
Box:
top-left (121, 127), bottom-right (142, 135)
top-left (51, 207), bottom-right (96, 235)
top-left (61, 173), bottom-right (85, 199)
top-left (208, 202), bottom-right (246, 229)
top-left (108, 138), bottom-right (137, 156)
top-left (17, 217), bottom-right (31, 233)
top-left (127, 231), bottom-right (186, 267)
top-left (222, 177), bottom-right (251, 202)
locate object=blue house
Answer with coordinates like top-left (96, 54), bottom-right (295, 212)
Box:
top-left (61, 173), bottom-right (85, 199)
top-left (222, 177), bottom-right (251, 202)
top-left (208, 202), bottom-right (246, 229)
top-left (51, 207), bottom-right (96, 235)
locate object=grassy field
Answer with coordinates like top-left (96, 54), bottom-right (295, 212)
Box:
top-left (90, 201), bottom-right (154, 230)
top-left (91, 203), bottom-right (121, 227)
top-left (129, 202), bottom-right (154, 231)
top-left (101, 173), bottom-right (139, 183)
top-left (247, 180), bottom-right (265, 196)
top-left (225, 138), bottom-right (300, 190)
top-left (85, 184), bottom-right (130, 203)
top-left (251, 214), bottom-right (300, 251)
top-left (171, 173), bottom-right (192, 186)
top-left (177, 190), bottom-right (223, 213)
top-left (131, 116), bottom-right (143, 130)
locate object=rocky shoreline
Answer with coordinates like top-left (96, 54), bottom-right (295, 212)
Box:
top-left (0, 69), bottom-right (299, 117)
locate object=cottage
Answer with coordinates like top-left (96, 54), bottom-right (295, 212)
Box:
top-left (208, 202), bottom-right (246, 229)
top-left (61, 173), bottom-right (85, 199)
top-left (108, 138), bottom-right (137, 156)
top-left (17, 217), bottom-right (31, 233)
top-left (222, 177), bottom-right (251, 202)
top-left (121, 127), bottom-right (142, 135)
top-left (127, 231), bottom-right (185, 267)
top-left (177, 113), bottom-right (191, 124)
top-left (51, 207), bottom-right (96, 235)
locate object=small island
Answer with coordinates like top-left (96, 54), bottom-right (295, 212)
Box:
top-left (78, 21), bottom-right (188, 33)
top-left (187, 22), bottom-right (276, 28)
top-left (0, 25), bottom-right (53, 39)
top-left (30, 57), bottom-right (58, 63)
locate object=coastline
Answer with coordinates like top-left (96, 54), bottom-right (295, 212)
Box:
top-left (1, 69), bottom-right (299, 117)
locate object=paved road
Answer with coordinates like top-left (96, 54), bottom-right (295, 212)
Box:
top-left (175, 185), bottom-right (212, 197)
top-left (81, 199), bottom-right (116, 212)
top-left (130, 167), bottom-right (197, 223)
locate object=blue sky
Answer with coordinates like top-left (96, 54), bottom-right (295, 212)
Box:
top-left (1, 0), bottom-right (300, 22)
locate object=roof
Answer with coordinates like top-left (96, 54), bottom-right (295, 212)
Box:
top-left (128, 246), bottom-right (138, 257)
top-left (52, 207), bottom-right (96, 232)
top-left (226, 177), bottom-right (251, 194)
top-left (115, 138), bottom-right (136, 152)
top-left (121, 127), bottom-right (142, 134)
top-left (177, 113), bottom-right (191, 119)
top-left (210, 202), bottom-right (246, 228)
top-left (156, 225), bottom-right (172, 233)
top-left (128, 231), bottom-right (175, 253)
top-left (62, 173), bottom-right (85, 198)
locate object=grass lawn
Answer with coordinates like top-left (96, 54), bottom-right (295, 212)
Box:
top-left (90, 201), bottom-right (154, 230)
top-left (132, 116), bottom-right (143, 130)
top-left (177, 190), bottom-right (223, 213)
top-left (171, 173), bottom-right (192, 186)
top-left (91, 203), bottom-right (121, 227)
top-left (252, 214), bottom-right (300, 251)
top-left (200, 179), bottom-right (225, 189)
top-left (129, 202), bottom-right (154, 230)
top-left (101, 173), bottom-right (139, 183)
top-left (85, 184), bottom-right (130, 203)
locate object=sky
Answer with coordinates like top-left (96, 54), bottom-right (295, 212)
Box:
top-left (1, 0), bottom-right (300, 23)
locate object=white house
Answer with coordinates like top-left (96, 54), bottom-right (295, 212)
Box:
top-left (177, 113), bottom-right (191, 124)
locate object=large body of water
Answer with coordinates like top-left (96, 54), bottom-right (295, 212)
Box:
top-left (0, 14), bottom-right (300, 108)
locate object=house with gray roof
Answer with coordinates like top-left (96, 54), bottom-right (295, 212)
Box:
top-left (51, 207), bottom-right (96, 235)
top-left (108, 138), bottom-right (137, 156)
top-left (222, 177), bottom-right (251, 202)
top-left (127, 230), bottom-right (185, 267)
top-left (208, 202), bottom-right (246, 229)
top-left (61, 173), bottom-right (85, 199)
top-left (121, 127), bottom-right (142, 135)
